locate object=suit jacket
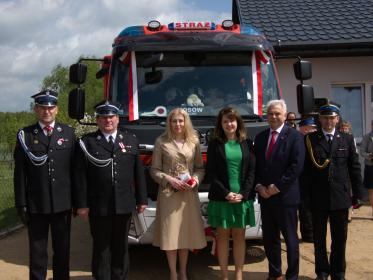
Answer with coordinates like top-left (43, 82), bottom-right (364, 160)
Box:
top-left (205, 138), bottom-right (255, 201)
top-left (360, 131), bottom-right (373, 166)
top-left (13, 122), bottom-right (75, 214)
top-left (254, 125), bottom-right (305, 206)
top-left (150, 136), bottom-right (204, 195)
top-left (74, 130), bottom-right (147, 216)
top-left (304, 130), bottom-right (362, 210)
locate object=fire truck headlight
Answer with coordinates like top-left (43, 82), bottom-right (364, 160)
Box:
top-left (200, 202), bottom-right (208, 216)
top-left (148, 20), bottom-right (161, 31)
top-left (222, 20), bottom-right (234, 30)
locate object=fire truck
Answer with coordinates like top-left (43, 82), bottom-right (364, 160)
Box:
top-left (68, 19), bottom-right (313, 244)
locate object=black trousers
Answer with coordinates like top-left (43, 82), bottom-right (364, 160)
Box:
top-left (89, 213), bottom-right (132, 280)
top-left (261, 204), bottom-right (299, 280)
top-left (28, 210), bottom-right (71, 280)
top-left (312, 208), bottom-right (348, 280)
top-left (299, 202), bottom-right (313, 241)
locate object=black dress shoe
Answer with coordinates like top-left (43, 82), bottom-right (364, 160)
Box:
top-left (315, 276), bottom-right (328, 280)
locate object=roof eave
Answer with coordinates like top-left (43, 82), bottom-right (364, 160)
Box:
top-left (273, 41), bottom-right (373, 58)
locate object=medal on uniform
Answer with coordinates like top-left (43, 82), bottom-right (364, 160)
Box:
top-left (119, 142), bottom-right (126, 153)
top-left (57, 139), bottom-right (63, 145)
top-left (34, 139), bottom-right (39, 144)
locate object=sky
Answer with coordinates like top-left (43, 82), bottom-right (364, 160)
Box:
top-left (0, 0), bottom-right (232, 112)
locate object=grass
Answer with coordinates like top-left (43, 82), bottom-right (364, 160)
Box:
top-left (0, 160), bottom-right (19, 231)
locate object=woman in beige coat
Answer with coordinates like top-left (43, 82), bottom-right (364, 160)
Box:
top-left (151, 108), bottom-right (206, 280)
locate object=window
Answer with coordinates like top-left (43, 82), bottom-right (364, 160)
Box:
top-left (331, 85), bottom-right (364, 138)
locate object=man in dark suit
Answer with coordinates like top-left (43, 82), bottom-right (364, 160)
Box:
top-left (254, 99), bottom-right (305, 280)
top-left (304, 104), bottom-right (362, 280)
top-left (74, 100), bottom-right (147, 280)
top-left (14, 90), bottom-right (75, 280)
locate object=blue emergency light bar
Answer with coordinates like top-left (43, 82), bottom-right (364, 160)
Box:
top-left (240, 25), bottom-right (262, 36)
top-left (116, 21), bottom-right (263, 39)
top-left (117, 26), bottom-right (144, 37)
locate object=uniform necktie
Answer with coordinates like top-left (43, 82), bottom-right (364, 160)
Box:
top-left (44, 125), bottom-right (53, 137)
top-left (109, 135), bottom-right (114, 148)
top-left (266, 131), bottom-right (278, 160)
top-left (327, 134), bottom-right (333, 147)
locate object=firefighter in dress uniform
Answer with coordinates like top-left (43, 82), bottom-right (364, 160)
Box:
top-left (304, 104), bottom-right (363, 280)
top-left (298, 117), bottom-right (318, 243)
top-left (74, 100), bottom-right (147, 280)
top-left (13, 90), bottom-right (75, 280)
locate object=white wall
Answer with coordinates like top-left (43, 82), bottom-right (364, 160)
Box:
top-left (277, 56), bottom-right (373, 133)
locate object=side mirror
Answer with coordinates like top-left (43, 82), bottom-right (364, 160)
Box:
top-left (68, 88), bottom-right (85, 120)
top-left (297, 84), bottom-right (314, 114)
top-left (69, 63), bottom-right (87, 84)
top-left (145, 70), bottom-right (163, 84)
top-left (293, 60), bottom-right (312, 81)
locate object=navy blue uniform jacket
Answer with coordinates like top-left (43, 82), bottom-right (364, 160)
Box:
top-left (74, 130), bottom-right (147, 216)
top-left (304, 130), bottom-right (362, 210)
top-left (13, 123), bottom-right (75, 213)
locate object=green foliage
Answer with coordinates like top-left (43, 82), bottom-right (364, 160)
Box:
top-left (0, 111), bottom-right (35, 156)
top-left (0, 160), bottom-right (18, 230)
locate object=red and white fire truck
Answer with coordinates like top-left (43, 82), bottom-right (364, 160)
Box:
top-left (68, 19), bottom-right (312, 244)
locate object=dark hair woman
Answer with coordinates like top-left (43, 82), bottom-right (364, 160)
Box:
top-left (205, 107), bottom-right (256, 280)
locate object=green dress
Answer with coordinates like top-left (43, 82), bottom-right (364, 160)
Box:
top-left (207, 140), bottom-right (256, 229)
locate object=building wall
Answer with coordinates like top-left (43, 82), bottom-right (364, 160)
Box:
top-left (277, 56), bottom-right (373, 135)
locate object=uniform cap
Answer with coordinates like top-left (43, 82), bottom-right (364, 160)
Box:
top-left (298, 117), bottom-right (317, 127)
top-left (31, 90), bottom-right (58, 107)
top-left (94, 100), bottom-right (121, 116)
top-left (319, 103), bottom-right (340, 117)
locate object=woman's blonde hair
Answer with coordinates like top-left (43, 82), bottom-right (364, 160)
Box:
top-left (162, 108), bottom-right (198, 144)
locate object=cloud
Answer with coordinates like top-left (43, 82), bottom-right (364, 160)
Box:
top-left (0, 0), bottom-right (230, 111)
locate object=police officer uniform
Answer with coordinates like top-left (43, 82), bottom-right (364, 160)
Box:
top-left (13, 90), bottom-right (75, 280)
top-left (74, 101), bottom-right (147, 280)
top-left (304, 105), bottom-right (362, 280)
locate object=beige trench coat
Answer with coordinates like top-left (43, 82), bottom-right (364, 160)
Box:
top-left (150, 136), bottom-right (207, 250)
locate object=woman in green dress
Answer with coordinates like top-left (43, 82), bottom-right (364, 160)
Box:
top-left (206, 107), bottom-right (256, 280)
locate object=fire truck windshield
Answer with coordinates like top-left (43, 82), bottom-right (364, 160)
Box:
top-left (110, 51), bottom-right (280, 118)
